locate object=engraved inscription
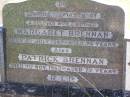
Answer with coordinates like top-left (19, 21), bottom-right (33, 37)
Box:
top-left (11, 38), bottom-right (119, 48)
top-left (15, 28), bottom-right (113, 39)
top-left (24, 11), bottom-right (101, 19)
top-left (9, 64), bottom-right (119, 75)
top-left (26, 21), bottom-right (99, 28)
top-left (55, 1), bottom-right (66, 8)
top-left (51, 47), bottom-right (72, 54)
top-left (18, 54), bottom-right (108, 66)
top-left (47, 75), bottom-right (79, 83)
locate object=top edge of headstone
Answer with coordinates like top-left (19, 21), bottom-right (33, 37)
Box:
top-left (2, 0), bottom-right (124, 15)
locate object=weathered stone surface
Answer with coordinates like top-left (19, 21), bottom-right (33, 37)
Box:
top-left (3, 0), bottom-right (125, 90)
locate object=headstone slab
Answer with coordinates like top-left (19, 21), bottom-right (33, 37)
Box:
top-left (3, 0), bottom-right (125, 90)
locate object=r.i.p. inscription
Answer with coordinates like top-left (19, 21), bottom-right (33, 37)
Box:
top-left (3, 0), bottom-right (125, 90)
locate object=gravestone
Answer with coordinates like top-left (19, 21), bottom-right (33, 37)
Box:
top-left (3, 0), bottom-right (125, 93)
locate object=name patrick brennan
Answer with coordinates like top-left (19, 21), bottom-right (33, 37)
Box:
top-left (18, 54), bottom-right (108, 66)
